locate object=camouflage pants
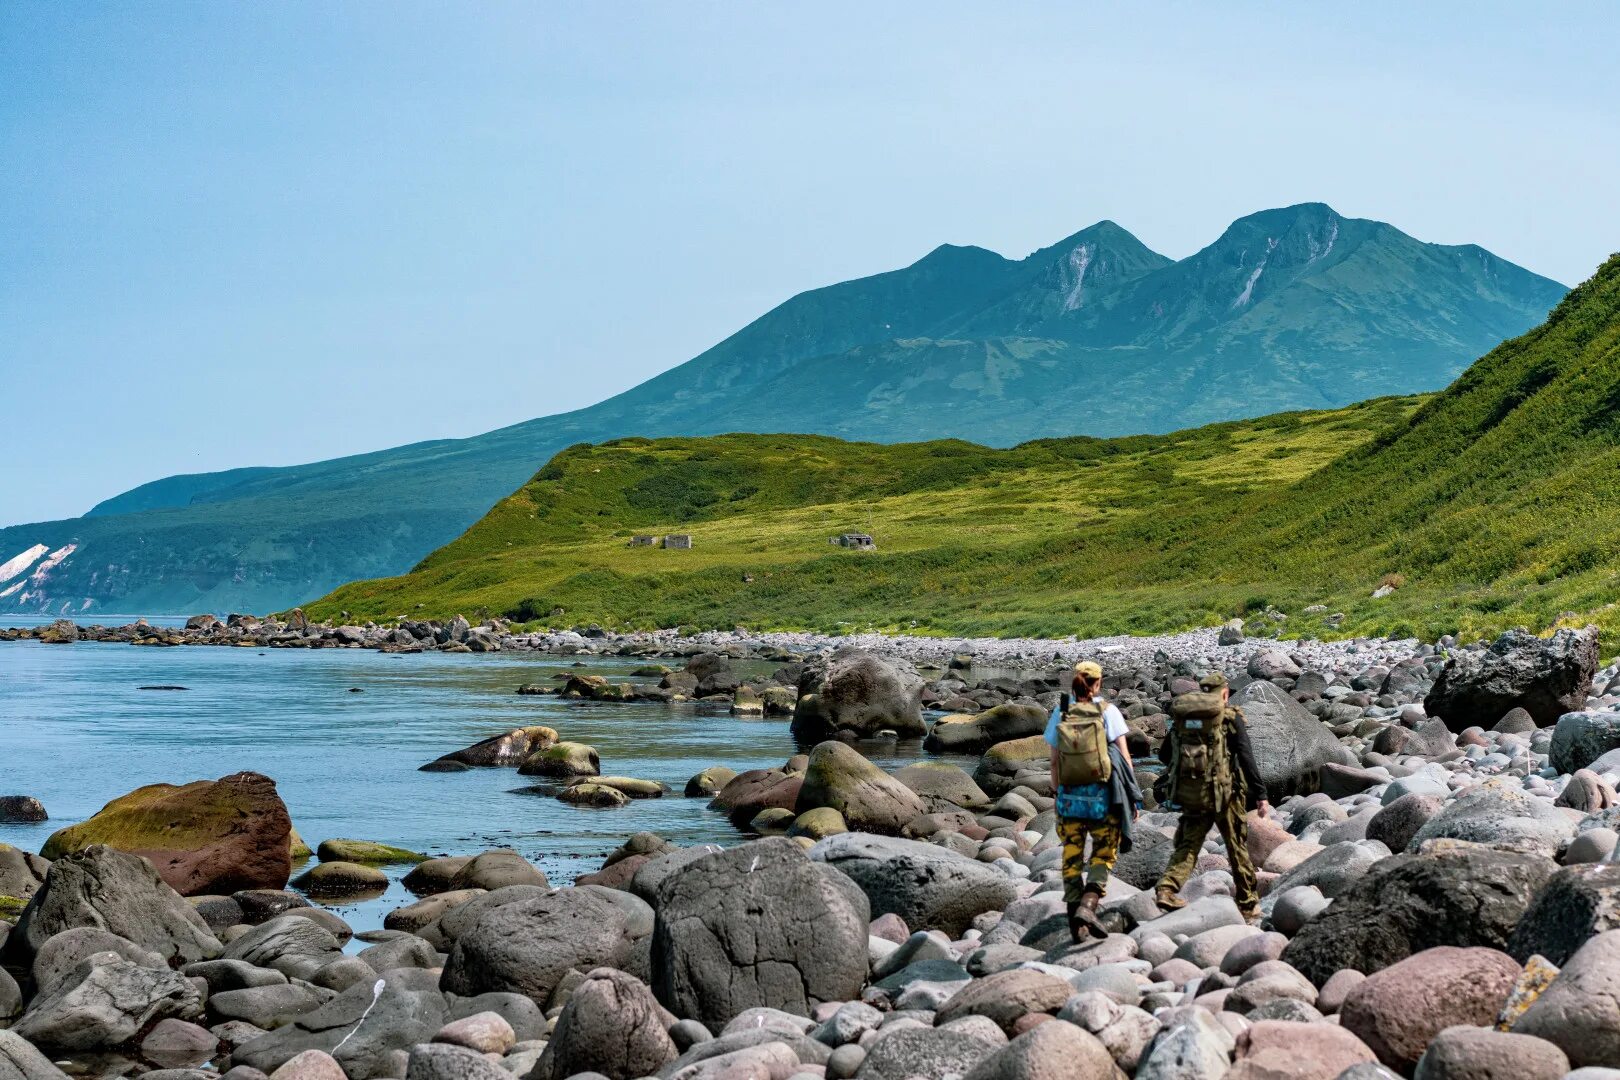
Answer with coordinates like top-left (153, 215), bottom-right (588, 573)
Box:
top-left (1057, 815), bottom-right (1122, 903)
top-left (1156, 797), bottom-right (1258, 909)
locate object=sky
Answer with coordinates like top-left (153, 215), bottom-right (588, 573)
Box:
top-left (3, 3), bottom-right (1618, 526)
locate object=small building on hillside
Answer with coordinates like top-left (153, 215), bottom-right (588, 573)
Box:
top-left (832, 532), bottom-right (876, 550)
top-left (627, 535), bottom-right (657, 548)
top-left (663, 534), bottom-right (694, 550)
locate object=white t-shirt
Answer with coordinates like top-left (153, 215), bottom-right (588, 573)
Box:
top-left (1044, 699), bottom-right (1129, 747)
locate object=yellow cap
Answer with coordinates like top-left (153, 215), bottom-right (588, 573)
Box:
top-left (1073, 660), bottom-right (1103, 680)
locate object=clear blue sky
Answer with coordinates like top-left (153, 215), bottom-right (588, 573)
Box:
top-left (3, 2), bottom-right (1617, 526)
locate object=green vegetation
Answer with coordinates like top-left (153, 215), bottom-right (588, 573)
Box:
top-left (1, 204), bottom-right (1564, 616)
top-left (314, 255), bottom-right (1620, 646)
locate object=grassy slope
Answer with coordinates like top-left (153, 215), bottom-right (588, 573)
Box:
top-left (309, 395), bottom-right (1423, 635)
top-left (313, 255), bottom-right (1620, 645)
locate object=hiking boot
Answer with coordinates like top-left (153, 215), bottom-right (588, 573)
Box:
top-left (1155, 886), bottom-right (1187, 911)
top-left (1238, 902), bottom-right (1262, 925)
top-left (1066, 900), bottom-right (1107, 943)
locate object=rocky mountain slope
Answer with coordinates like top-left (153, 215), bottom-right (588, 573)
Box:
top-left (0, 204), bottom-right (1565, 615)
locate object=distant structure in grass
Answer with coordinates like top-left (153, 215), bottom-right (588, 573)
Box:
top-left (663, 534), bottom-right (694, 550)
top-left (627, 535), bottom-right (656, 548)
top-left (832, 533), bottom-right (876, 550)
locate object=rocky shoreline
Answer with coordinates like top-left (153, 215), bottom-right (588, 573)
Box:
top-left (2, 611), bottom-right (1426, 674)
top-left (3, 624), bottom-right (1620, 1078)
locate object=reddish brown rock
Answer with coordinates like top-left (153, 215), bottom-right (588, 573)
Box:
top-left (40, 772), bottom-right (292, 896)
top-left (1340, 946), bottom-right (1521, 1073)
top-left (1228, 1019), bottom-right (1378, 1080)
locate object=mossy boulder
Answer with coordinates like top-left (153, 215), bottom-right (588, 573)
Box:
top-left (750, 807), bottom-right (797, 834)
top-left (893, 762), bottom-right (991, 810)
top-left (316, 839), bottom-right (428, 865)
top-left (559, 783), bottom-right (631, 808)
top-left (684, 766), bottom-right (738, 798)
top-left (0, 895), bottom-right (25, 923)
top-left (288, 827), bottom-right (313, 861)
top-left (788, 806), bottom-right (848, 841)
top-left (40, 771), bottom-right (292, 896)
top-left (923, 702), bottom-right (1048, 754)
top-left (519, 742), bottom-right (601, 778)
top-left (973, 735), bottom-right (1052, 798)
top-left (795, 741), bottom-right (926, 836)
top-left (730, 686), bottom-right (764, 716)
top-left (292, 860), bottom-right (388, 896)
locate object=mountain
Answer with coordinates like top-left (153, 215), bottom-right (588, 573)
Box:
top-left (313, 253), bottom-right (1620, 646)
top-left (0, 203), bottom-right (1567, 616)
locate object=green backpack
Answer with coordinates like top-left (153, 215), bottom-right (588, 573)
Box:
top-left (1167, 691), bottom-right (1234, 813)
top-left (1056, 694), bottom-right (1113, 787)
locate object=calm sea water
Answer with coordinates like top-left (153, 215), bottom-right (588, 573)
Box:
top-left (0, 630), bottom-right (971, 931)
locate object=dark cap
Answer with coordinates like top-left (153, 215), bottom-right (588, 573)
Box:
top-left (1198, 672), bottom-right (1229, 690)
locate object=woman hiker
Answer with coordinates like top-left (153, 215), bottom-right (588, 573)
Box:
top-left (1047, 659), bottom-right (1142, 942)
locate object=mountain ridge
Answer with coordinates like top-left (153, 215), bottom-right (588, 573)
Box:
top-left (0, 203), bottom-right (1569, 615)
top-left (313, 254), bottom-right (1620, 647)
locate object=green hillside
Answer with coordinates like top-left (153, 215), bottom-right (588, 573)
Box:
top-left (0, 204), bottom-right (1565, 616)
top-left (314, 255), bottom-right (1620, 645)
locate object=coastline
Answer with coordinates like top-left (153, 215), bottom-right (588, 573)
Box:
top-left (0, 613), bottom-right (1428, 673)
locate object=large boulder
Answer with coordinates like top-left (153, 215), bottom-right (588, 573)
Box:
top-left (794, 742), bottom-right (926, 835)
top-left (529, 967), bottom-right (677, 1080)
top-left (1507, 863), bottom-right (1620, 966)
top-left (1231, 680), bottom-right (1355, 801)
top-left (651, 837), bottom-right (867, 1030)
top-left (1549, 711), bottom-right (1620, 775)
top-left (13, 957), bottom-right (204, 1053)
top-left (924, 703), bottom-right (1048, 755)
top-left (972, 736), bottom-right (1050, 799)
top-left (1424, 627), bottom-right (1599, 731)
top-left (854, 1026), bottom-right (998, 1080)
top-left (440, 887), bottom-right (646, 1009)
top-left (1338, 947), bottom-right (1520, 1073)
top-left (231, 973), bottom-right (449, 1080)
top-left (791, 649), bottom-right (925, 741)
top-left (1281, 844), bottom-right (1555, 985)
top-left (809, 832), bottom-right (1018, 938)
top-left (1510, 928), bottom-right (1620, 1068)
top-left (5, 846), bottom-right (222, 966)
top-left (422, 725), bottom-right (557, 769)
top-left (1407, 779), bottom-right (1575, 857)
top-left (892, 762), bottom-right (991, 810)
top-left (39, 772), bottom-right (292, 895)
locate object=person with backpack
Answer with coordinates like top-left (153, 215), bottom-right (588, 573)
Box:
top-left (1152, 671), bottom-right (1270, 922)
top-left (1046, 659), bottom-right (1140, 942)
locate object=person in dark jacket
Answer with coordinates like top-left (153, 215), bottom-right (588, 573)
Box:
top-left (1153, 672), bottom-right (1271, 922)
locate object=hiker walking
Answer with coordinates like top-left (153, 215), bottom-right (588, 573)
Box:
top-left (1153, 672), bottom-right (1270, 922)
top-left (1047, 659), bottom-right (1141, 943)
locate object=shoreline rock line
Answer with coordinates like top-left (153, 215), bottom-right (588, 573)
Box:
top-left (2, 624), bottom-right (1619, 1076)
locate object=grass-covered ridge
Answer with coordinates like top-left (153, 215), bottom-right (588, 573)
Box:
top-left (310, 395), bottom-right (1422, 635)
top-left (312, 255), bottom-right (1620, 645)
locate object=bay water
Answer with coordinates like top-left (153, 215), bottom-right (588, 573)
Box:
top-left (0, 628), bottom-right (972, 931)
